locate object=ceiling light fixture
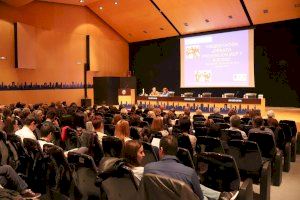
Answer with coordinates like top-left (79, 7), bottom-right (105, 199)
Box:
top-left (263, 9), bottom-right (268, 13)
top-left (79, 0), bottom-right (84, 3)
top-left (184, 22), bottom-right (188, 26)
top-left (99, 6), bottom-right (103, 10)
top-left (228, 15), bottom-right (233, 19)
top-left (114, 1), bottom-right (118, 5)
top-left (143, 30), bottom-right (148, 33)
top-left (160, 27), bottom-right (164, 30)
top-left (205, 19), bottom-right (210, 23)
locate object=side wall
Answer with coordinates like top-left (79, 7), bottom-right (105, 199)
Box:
top-left (0, 1), bottom-right (129, 105)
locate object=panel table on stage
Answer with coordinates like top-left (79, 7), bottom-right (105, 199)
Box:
top-left (136, 96), bottom-right (265, 115)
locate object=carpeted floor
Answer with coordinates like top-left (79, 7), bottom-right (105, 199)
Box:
top-left (252, 155), bottom-right (300, 200)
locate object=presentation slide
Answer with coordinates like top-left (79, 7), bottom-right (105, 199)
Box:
top-left (180, 29), bottom-right (254, 88)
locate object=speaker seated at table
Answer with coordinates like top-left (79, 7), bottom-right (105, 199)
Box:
top-left (243, 93), bottom-right (257, 99)
top-left (202, 92), bottom-right (212, 98)
top-left (222, 93), bottom-right (235, 98)
top-left (184, 92), bottom-right (193, 97)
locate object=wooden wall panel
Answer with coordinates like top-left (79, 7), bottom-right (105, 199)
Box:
top-left (0, 1), bottom-right (128, 105)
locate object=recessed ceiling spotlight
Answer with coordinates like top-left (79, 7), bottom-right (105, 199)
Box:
top-left (79, 0), bottom-right (84, 3)
top-left (205, 19), bottom-right (210, 23)
top-left (99, 6), bottom-right (103, 10)
top-left (184, 22), bottom-right (188, 26)
top-left (228, 15), bottom-right (233, 19)
top-left (160, 27), bottom-right (164, 30)
top-left (114, 1), bottom-right (118, 5)
top-left (143, 30), bottom-right (148, 33)
top-left (263, 9), bottom-right (268, 13)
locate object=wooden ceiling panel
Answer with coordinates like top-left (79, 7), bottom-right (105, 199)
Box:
top-left (39, 0), bottom-right (99, 6)
top-left (87, 0), bottom-right (178, 42)
top-left (0, 0), bottom-right (34, 7)
top-left (244, 0), bottom-right (300, 24)
top-left (153, 0), bottom-right (250, 35)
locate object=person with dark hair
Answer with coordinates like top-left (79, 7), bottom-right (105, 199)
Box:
top-left (38, 122), bottom-right (55, 150)
top-left (144, 135), bottom-right (237, 200)
top-left (92, 116), bottom-right (106, 144)
top-left (179, 116), bottom-right (197, 152)
top-left (227, 115), bottom-right (247, 140)
top-left (123, 140), bottom-right (145, 181)
top-left (15, 114), bottom-right (37, 141)
top-left (249, 116), bottom-right (275, 141)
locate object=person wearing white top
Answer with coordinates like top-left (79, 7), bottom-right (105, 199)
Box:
top-left (228, 115), bottom-right (248, 140)
top-left (15, 114), bottom-right (37, 142)
top-left (92, 116), bottom-right (107, 145)
top-left (123, 140), bottom-right (145, 181)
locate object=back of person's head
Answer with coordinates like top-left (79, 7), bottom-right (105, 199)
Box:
top-left (92, 115), bottom-right (103, 130)
top-left (147, 111), bottom-right (156, 118)
top-left (204, 118), bottom-right (214, 127)
top-left (21, 108), bottom-right (31, 119)
top-left (60, 114), bottom-right (74, 127)
top-left (228, 108), bottom-right (237, 117)
top-left (267, 110), bottom-right (275, 118)
top-left (213, 107), bottom-right (220, 114)
top-left (73, 111), bottom-right (85, 129)
top-left (159, 135), bottom-right (178, 156)
top-left (129, 114), bottom-right (141, 126)
top-left (40, 122), bottom-right (55, 138)
top-left (267, 118), bottom-right (279, 128)
top-left (183, 107), bottom-right (190, 117)
top-left (120, 108), bottom-right (128, 115)
top-left (24, 113), bottom-right (37, 126)
top-left (123, 140), bottom-right (142, 167)
top-left (230, 115), bottom-right (241, 128)
top-left (179, 116), bottom-right (191, 132)
top-left (151, 117), bottom-right (164, 131)
top-left (115, 119), bottom-right (130, 140)
top-left (46, 109), bottom-right (57, 120)
top-left (153, 108), bottom-right (161, 116)
top-left (253, 116), bottom-right (264, 129)
top-left (112, 114), bottom-right (122, 125)
top-left (195, 109), bottom-right (203, 116)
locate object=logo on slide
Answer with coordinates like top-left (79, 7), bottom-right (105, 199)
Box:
top-left (195, 70), bottom-right (212, 82)
top-left (186, 46), bottom-right (200, 59)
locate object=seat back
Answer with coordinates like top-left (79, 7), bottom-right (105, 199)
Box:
top-left (23, 138), bottom-right (43, 160)
top-left (248, 132), bottom-right (276, 159)
top-left (193, 120), bottom-right (205, 129)
top-left (241, 117), bottom-right (251, 124)
top-left (67, 152), bottom-right (100, 198)
top-left (241, 124), bottom-right (253, 135)
top-left (177, 134), bottom-right (193, 156)
top-left (101, 165), bottom-right (138, 200)
top-left (43, 144), bottom-right (72, 195)
top-left (194, 127), bottom-right (208, 137)
top-left (195, 152), bottom-right (240, 192)
top-left (211, 118), bottom-right (225, 123)
top-left (279, 120), bottom-right (297, 137)
top-left (137, 173), bottom-right (199, 200)
top-left (141, 142), bottom-right (158, 166)
top-left (217, 122), bottom-right (230, 130)
top-left (279, 122), bottom-right (293, 142)
top-left (102, 136), bottom-right (123, 158)
top-left (176, 147), bottom-right (195, 169)
top-left (228, 140), bottom-right (263, 173)
top-left (220, 129), bottom-right (243, 142)
top-left (0, 131), bottom-right (9, 165)
top-left (196, 136), bottom-right (225, 154)
top-left (193, 115), bottom-right (205, 122)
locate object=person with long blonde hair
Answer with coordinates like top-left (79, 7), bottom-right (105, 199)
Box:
top-left (115, 119), bottom-right (131, 142)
